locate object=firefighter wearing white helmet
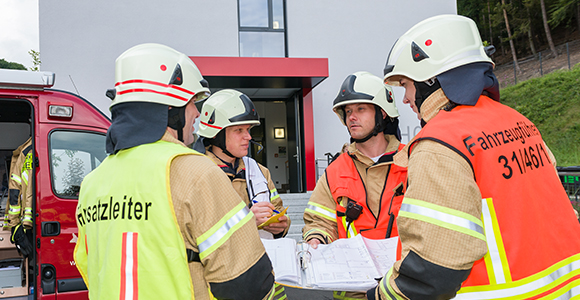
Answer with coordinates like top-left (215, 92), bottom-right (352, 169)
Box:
top-left (194, 89), bottom-right (290, 299)
top-left (303, 71), bottom-right (408, 300)
top-left (370, 15), bottom-right (580, 300)
top-left (74, 44), bottom-right (275, 300)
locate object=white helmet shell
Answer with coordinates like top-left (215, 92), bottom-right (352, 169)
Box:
top-left (198, 89), bottom-right (260, 139)
top-left (332, 71), bottom-right (399, 126)
top-left (383, 14), bottom-right (494, 85)
top-left (111, 43), bottom-right (210, 109)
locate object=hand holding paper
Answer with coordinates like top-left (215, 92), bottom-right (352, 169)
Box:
top-left (258, 206), bottom-right (288, 230)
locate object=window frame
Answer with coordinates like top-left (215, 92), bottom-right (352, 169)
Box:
top-left (48, 129), bottom-right (107, 199)
top-left (238, 0), bottom-right (288, 57)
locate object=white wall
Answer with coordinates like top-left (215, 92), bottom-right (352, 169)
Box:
top-left (40, 0), bottom-right (240, 116)
top-left (254, 101), bottom-right (288, 189)
top-left (286, 0), bottom-right (457, 159)
top-left (40, 0), bottom-right (457, 171)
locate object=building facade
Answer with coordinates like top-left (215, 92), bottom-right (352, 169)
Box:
top-left (40, 0), bottom-right (456, 192)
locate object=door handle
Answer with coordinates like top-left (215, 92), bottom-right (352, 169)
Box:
top-left (41, 221), bottom-right (61, 237)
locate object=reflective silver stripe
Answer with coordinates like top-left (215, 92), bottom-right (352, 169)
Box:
top-left (21, 170), bottom-right (29, 185)
top-left (306, 203), bottom-right (336, 221)
top-left (10, 174), bottom-right (21, 184)
top-left (400, 203), bottom-right (484, 235)
top-left (455, 258), bottom-right (580, 299)
top-left (197, 205), bottom-right (250, 257)
top-left (481, 198), bottom-right (506, 284)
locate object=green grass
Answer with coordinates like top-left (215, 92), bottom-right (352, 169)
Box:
top-left (500, 64), bottom-right (580, 166)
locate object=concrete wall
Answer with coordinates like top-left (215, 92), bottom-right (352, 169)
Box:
top-left (40, 0), bottom-right (240, 115)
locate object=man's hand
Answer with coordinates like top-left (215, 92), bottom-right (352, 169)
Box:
top-left (263, 215), bottom-right (288, 235)
top-left (306, 238), bottom-right (321, 249)
top-left (251, 201), bottom-right (276, 226)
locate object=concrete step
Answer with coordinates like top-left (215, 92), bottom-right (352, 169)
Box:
top-left (278, 192), bottom-right (311, 241)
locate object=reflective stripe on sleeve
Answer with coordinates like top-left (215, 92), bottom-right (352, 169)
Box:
top-left (270, 189), bottom-right (280, 201)
top-left (305, 202), bottom-right (336, 222)
top-left (398, 198), bottom-right (486, 241)
top-left (21, 170), bottom-right (29, 185)
top-left (10, 174), bottom-right (21, 184)
top-left (9, 206), bottom-right (21, 215)
top-left (379, 268), bottom-right (406, 300)
top-left (197, 202), bottom-right (252, 260)
top-left (303, 228), bottom-right (334, 242)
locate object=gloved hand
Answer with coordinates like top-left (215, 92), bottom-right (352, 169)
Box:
top-left (10, 224), bottom-right (33, 258)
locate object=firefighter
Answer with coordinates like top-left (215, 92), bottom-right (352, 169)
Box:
top-left (73, 43), bottom-right (275, 300)
top-left (371, 14), bottom-right (580, 299)
top-left (302, 71), bottom-right (407, 300)
top-left (193, 89), bottom-right (289, 299)
top-left (3, 137), bottom-right (34, 258)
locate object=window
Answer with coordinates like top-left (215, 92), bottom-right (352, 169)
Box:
top-left (239, 0), bottom-right (286, 57)
top-left (50, 131), bottom-right (107, 198)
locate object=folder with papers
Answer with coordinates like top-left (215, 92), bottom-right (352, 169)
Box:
top-left (261, 235), bottom-right (398, 292)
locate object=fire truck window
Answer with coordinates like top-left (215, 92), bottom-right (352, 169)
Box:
top-left (49, 131), bottom-right (107, 198)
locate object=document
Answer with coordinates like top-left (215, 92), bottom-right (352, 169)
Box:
top-left (261, 235), bottom-right (398, 292)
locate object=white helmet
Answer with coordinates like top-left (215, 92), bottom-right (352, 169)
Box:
top-left (383, 14), bottom-right (494, 85)
top-left (109, 43), bottom-right (210, 108)
top-left (332, 71), bottom-right (399, 126)
top-left (198, 89), bottom-right (260, 139)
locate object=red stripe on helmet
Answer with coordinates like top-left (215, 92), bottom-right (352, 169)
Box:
top-left (200, 121), bottom-right (223, 130)
top-left (117, 88), bottom-right (190, 102)
top-left (115, 79), bottom-right (194, 95)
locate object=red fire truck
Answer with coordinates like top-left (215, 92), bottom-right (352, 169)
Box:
top-left (0, 69), bottom-right (110, 299)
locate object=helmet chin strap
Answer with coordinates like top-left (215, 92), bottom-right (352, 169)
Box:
top-left (210, 130), bottom-right (237, 158)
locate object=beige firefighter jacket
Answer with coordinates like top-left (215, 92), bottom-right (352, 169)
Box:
top-left (204, 148), bottom-right (290, 238)
top-left (3, 137), bottom-right (33, 229)
top-left (165, 132), bottom-right (274, 299)
top-left (372, 90), bottom-right (557, 300)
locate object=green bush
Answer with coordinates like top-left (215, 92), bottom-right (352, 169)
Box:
top-left (501, 65), bottom-right (580, 166)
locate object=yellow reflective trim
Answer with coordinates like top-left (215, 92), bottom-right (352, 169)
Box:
top-left (305, 202), bottom-right (336, 222)
top-left (10, 173), bottom-right (21, 184)
top-left (404, 198), bottom-right (483, 226)
top-left (486, 198), bottom-right (511, 283)
top-left (379, 268), bottom-right (405, 300)
top-left (303, 228), bottom-right (334, 242)
top-left (196, 201), bottom-right (253, 260)
top-left (339, 217), bottom-right (357, 238)
top-left (457, 252), bottom-right (580, 298)
top-left (270, 189), bottom-right (280, 201)
top-left (398, 210), bottom-right (486, 241)
top-left (483, 248), bottom-right (497, 285)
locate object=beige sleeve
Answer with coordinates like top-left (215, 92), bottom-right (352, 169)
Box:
top-left (302, 173), bottom-right (338, 243)
top-left (379, 140), bottom-right (488, 299)
top-left (171, 155), bottom-right (269, 297)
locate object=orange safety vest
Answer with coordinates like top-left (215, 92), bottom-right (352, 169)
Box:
top-left (410, 95), bottom-right (580, 299)
top-left (326, 145), bottom-right (407, 240)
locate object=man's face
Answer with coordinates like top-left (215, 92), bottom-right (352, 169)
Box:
top-left (182, 100), bottom-right (201, 145)
top-left (344, 103), bottom-right (378, 140)
top-left (225, 124), bottom-right (252, 158)
top-left (399, 77), bottom-right (421, 120)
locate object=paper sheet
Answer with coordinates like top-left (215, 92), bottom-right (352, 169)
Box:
top-left (258, 206), bottom-right (288, 229)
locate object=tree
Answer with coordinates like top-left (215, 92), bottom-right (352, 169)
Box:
top-left (540, 0), bottom-right (559, 57)
top-left (0, 59), bottom-right (26, 70)
top-left (28, 50), bottom-right (41, 71)
top-left (501, 0), bottom-right (522, 72)
top-left (549, 0), bottom-right (580, 32)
